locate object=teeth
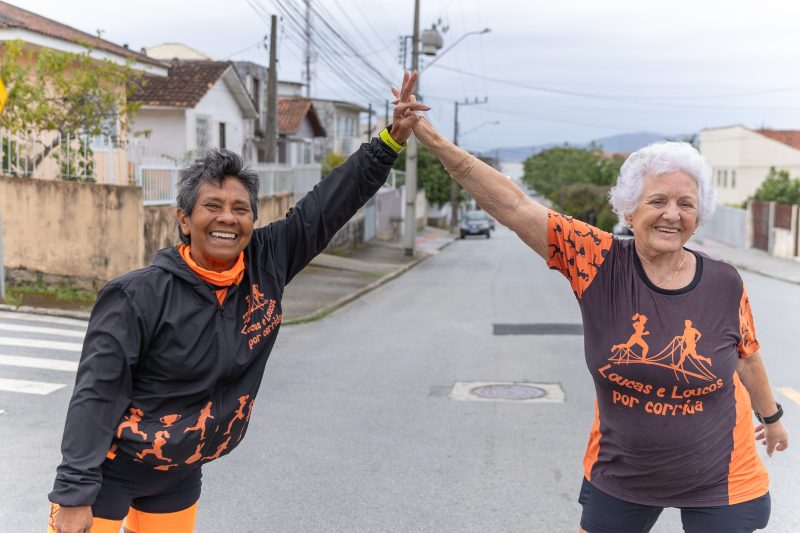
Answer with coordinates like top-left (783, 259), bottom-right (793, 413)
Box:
top-left (211, 231), bottom-right (236, 239)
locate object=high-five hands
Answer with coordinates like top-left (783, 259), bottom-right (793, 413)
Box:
top-left (388, 71), bottom-right (429, 144)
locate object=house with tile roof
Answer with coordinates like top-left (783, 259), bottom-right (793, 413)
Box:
top-left (130, 60), bottom-right (258, 165)
top-left (700, 125), bottom-right (800, 205)
top-left (277, 97), bottom-right (325, 166)
top-left (0, 1), bottom-right (168, 183)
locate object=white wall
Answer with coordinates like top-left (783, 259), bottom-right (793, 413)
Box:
top-left (189, 78), bottom-right (248, 156)
top-left (131, 109), bottom-right (187, 158)
top-left (700, 126), bottom-right (800, 205)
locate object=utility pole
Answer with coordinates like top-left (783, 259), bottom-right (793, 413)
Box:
top-left (304, 0), bottom-right (312, 98)
top-left (449, 97), bottom-right (488, 233)
top-left (384, 100), bottom-right (389, 130)
top-left (403, 0), bottom-right (421, 256)
top-left (367, 102), bottom-right (373, 141)
top-left (265, 15), bottom-right (279, 163)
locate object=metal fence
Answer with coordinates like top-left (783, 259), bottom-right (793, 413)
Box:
top-left (0, 129), bottom-right (118, 181)
top-left (254, 163), bottom-right (321, 198)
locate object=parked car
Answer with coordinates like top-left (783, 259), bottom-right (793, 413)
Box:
top-left (460, 211), bottom-right (492, 239)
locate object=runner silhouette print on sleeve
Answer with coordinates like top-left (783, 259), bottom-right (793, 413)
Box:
top-left (183, 401), bottom-right (214, 440)
top-left (116, 407), bottom-right (148, 441)
top-left (545, 211), bottom-right (613, 298)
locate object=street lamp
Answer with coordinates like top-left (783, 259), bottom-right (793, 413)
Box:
top-left (404, 24), bottom-right (491, 256)
top-left (421, 27), bottom-right (491, 73)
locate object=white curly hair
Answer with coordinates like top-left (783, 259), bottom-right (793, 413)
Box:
top-left (608, 141), bottom-right (716, 227)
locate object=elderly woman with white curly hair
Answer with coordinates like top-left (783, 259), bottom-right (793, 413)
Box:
top-left (394, 74), bottom-right (788, 533)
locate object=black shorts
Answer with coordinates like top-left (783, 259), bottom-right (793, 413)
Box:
top-left (578, 477), bottom-right (770, 533)
top-left (92, 457), bottom-right (203, 520)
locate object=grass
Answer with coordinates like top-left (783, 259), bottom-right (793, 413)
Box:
top-left (0, 282), bottom-right (97, 308)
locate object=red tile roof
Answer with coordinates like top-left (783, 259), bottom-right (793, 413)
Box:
top-left (756, 129), bottom-right (800, 151)
top-left (0, 1), bottom-right (163, 67)
top-left (278, 98), bottom-right (325, 137)
top-left (132, 61), bottom-right (231, 108)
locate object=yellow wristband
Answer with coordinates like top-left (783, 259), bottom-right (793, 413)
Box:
top-left (379, 127), bottom-right (405, 153)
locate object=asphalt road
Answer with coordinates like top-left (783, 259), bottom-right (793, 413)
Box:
top-left (1, 226), bottom-right (798, 532)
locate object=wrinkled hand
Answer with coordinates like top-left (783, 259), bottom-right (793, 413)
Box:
top-left (755, 422), bottom-right (789, 457)
top-left (55, 505), bottom-right (93, 533)
top-left (388, 70), bottom-right (429, 144)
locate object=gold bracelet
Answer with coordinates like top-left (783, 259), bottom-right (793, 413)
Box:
top-left (451, 156), bottom-right (477, 180)
top-left (445, 152), bottom-right (471, 176)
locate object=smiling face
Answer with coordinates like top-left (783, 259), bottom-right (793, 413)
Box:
top-left (626, 170), bottom-right (700, 257)
top-left (177, 177), bottom-right (254, 271)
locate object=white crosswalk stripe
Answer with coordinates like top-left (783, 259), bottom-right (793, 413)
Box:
top-left (0, 336), bottom-right (82, 352)
top-left (0, 355), bottom-right (78, 372)
top-left (0, 378), bottom-right (66, 395)
top-left (0, 313), bottom-right (85, 402)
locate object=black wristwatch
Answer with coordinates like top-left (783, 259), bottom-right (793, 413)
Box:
top-left (755, 403), bottom-right (783, 424)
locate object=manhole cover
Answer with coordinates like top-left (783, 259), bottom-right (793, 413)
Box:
top-left (449, 381), bottom-right (565, 403)
top-left (469, 383), bottom-right (546, 400)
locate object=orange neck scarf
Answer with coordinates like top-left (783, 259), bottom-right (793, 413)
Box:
top-left (178, 245), bottom-right (245, 305)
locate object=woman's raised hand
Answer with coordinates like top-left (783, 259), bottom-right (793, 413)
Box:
top-left (388, 71), bottom-right (429, 144)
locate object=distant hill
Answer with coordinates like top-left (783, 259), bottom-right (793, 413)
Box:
top-left (489, 131), bottom-right (694, 163)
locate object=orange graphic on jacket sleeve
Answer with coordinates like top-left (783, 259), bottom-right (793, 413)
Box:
top-left (546, 211), bottom-right (612, 298)
top-left (136, 430), bottom-right (173, 463)
top-left (183, 401), bottom-right (214, 440)
top-left (237, 399), bottom-right (256, 441)
top-left (737, 287), bottom-right (760, 358)
top-left (185, 443), bottom-right (205, 465)
top-left (203, 436), bottom-right (232, 460)
top-left (611, 313), bottom-right (651, 361)
top-left (117, 407), bottom-right (148, 440)
top-left (224, 395), bottom-right (250, 436)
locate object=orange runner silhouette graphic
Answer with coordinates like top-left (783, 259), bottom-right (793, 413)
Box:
top-left (224, 395), bottom-right (250, 436)
top-left (136, 430), bottom-right (173, 463)
top-left (611, 313), bottom-right (650, 361)
top-left (116, 407), bottom-right (148, 440)
top-left (237, 399), bottom-right (255, 442)
top-left (183, 401), bottom-right (214, 440)
top-left (185, 443), bottom-right (205, 465)
top-left (609, 314), bottom-right (716, 383)
top-left (242, 284), bottom-right (268, 325)
top-left (203, 436), bottom-right (232, 461)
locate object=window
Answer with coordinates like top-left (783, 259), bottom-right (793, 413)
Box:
top-left (252, 79), bottom-right (260, 111)
top-left (302, 141), bottom-right (312, 164)
top-left (219, 122), bottom-right (226, 150)
top-left (723, 170), bottom-right (728, 188)
top-left (196, 116), bottom-right (210, 153)
top-left (731, 170), bottom-right (736, 188)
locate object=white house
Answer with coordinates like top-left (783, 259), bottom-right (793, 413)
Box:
top-left (312, 99), bottom-right (369, 158)
top-left (277, 98), bottom-right (326, 166)
top-left (700, 125), bottom-right (800, 205)
top-left (130, 60), bottom-right (258, 165)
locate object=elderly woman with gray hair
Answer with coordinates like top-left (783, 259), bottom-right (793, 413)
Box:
top-left (394, 74), bottom-right (788, 532)
top-left (47, 73), bottom-right (428, 533)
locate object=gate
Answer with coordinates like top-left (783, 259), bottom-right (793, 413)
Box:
top-left (751, 201), bottom-right (770, 251)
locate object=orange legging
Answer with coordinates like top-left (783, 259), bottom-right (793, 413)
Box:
top-left (49, 502), bottom-right (198, 533)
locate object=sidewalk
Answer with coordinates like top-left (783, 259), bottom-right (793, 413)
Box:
top-left (690, 236), bottom-right (800, 284)
top-left (0, 227), bottom-right (456, 323)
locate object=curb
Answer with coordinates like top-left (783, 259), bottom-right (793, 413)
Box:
top-left (0, 303), bottom-right (91, 321)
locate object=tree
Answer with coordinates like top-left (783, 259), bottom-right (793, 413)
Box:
top-left (395, 144), bottom-right (467, 206)
top-left (0, 39), bottom-right (144, 180)
top-left (320, 150), bottom-right (347, 177)
top-left (751, 167), bottom-right (800, 204)
top-left (521, 145), bottom-right (623, 230)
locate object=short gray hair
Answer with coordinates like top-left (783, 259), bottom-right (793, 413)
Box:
top-left (608, 141), bottom-right (715, 227)
top-left (176, 149), bottom-right (260, 244)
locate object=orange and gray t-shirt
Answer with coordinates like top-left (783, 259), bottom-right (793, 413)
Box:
top-left (546, 210), bottom-right (768, 507)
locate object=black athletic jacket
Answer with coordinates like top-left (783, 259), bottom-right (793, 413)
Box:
top-left (50, 138), bottom-right (398, 507)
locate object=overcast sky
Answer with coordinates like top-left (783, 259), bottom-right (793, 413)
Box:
top-left (22, 0), bottom-right (800, 152)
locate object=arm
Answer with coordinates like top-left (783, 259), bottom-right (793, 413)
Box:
top-left (393, 73), bottom-right (549, 258)
top-left (737, 351), bottom-right (789, 457)
top-left (49, 285), bottom-right (145, 508)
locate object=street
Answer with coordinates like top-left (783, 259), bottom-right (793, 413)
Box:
top-left (1, 226), bottom-right (798, 532)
